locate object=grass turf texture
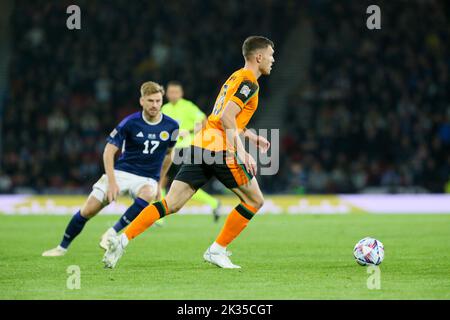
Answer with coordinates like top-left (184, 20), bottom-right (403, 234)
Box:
top-left (0, 214), bottom-right (449, 299)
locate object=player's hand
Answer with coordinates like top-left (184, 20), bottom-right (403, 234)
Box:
top-left (243, 152), bottom-right (257, 177)
top-left (257, 136), bottom-right (270, 153)
top-left (107, 182), bottom-right (120, 203)
top-left (179, 129), bottom-right (190, 139)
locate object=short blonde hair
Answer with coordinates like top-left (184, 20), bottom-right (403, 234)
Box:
top-left (140, 81), bottom-right (165, 97)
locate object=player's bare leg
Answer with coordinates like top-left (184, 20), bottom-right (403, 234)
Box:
top-left (103, 180), bottom-right (196, 268)
top-left (80, 195), bottom-right (107, 220)
top-left (100, 184), bottom-right (157, 249)
top-left (204, 178), bottom-right (264, 268)
top-left (42, 196), bottom-right (105, 256)
top-left (153, 177), bottom-right (167, 227)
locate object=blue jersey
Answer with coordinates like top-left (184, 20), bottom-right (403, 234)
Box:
top-left (106, 112), bottom-right (179, 180)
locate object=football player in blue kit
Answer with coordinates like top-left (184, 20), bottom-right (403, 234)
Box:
top-left (42, 81), bottom-right (179, 256)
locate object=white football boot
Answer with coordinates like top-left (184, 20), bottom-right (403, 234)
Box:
top-left (99, 227), bottom-right (117, 250)
top-left (102, 234), bottom-right (128, 268)
top-left (203, 245), bottom-right (241, 269)
top-left (154, 218), bottom-right (165, 227)
top-left (42, 245), bottom-right (67, 257)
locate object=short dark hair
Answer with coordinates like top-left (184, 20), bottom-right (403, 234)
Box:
top-left (167, 80), bottom-right (183, 89)
top-left (242, 36), bottom-right (274, 59)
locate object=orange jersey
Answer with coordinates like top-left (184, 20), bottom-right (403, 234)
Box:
top-left (192, 68), bottom-right (259, 151)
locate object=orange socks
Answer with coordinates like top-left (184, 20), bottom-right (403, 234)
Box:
top-left (124, 200), bottom-right (259, 247)
top-left (124, 200), bottom-right (169, 240)
top-left (216, 202), bottom-right (258, 247)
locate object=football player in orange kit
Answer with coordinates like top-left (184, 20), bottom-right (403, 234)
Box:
top-left (103, 36), bottom-right (275, 269)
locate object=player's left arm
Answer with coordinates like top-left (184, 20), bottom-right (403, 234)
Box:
top-left (243, 127), bottom-right (270, 153)
top-left (228, 79), bottom-right (268, 152)
top-left (156, 147), bottom-right (174, 200)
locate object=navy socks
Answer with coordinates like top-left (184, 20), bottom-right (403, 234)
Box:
top-left (113, 197), bottom-right (149, 232)
top-left (60, 211), bottom-right (88, 249)
top-left (58, 197), bottom-right (149, 249)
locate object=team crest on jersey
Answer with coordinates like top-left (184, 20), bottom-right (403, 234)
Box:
top-left (159, 131), bottom-right (170, 141)
top-left (240, 85), bottom-right (251, 98)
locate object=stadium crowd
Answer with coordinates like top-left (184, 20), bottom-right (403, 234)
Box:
top-left (279, 0), bottom-right (450, 194)
top-left (0, 0), bottom-right (300, 194)
top-left (1, 0), bottom-right (449, 194)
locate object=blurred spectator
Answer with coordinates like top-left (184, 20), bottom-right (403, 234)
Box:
top-left (3, 0), bottom-right (449, 194)
top-left (2, 0), bottom-right (301, 194)
top-left (281, 0), bottom-right (450, 194)
top-left (0, 170), bottom-right (12, 193)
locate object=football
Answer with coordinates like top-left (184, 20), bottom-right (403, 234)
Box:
top-left (353, 237), bottom-right (385, 266)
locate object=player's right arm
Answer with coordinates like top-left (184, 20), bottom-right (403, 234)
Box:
top-left (105, 120), bottom-right (128, 203)
top-left (220, 100), bottom-right (257, 176)
top-left (103, 143), bottom-right (120, 203)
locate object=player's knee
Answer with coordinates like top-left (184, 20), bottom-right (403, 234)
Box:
top-left (137, 186), bottom-right (156, 203)
top-left (138, 191), bottom-right (154, 203)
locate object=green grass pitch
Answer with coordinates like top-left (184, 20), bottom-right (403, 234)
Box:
top-left (0, 213), bottom-right (449, 299)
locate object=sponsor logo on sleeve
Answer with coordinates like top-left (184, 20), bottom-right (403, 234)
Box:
top-left (110, 129), bottom-right (118, 138)
top-left (240, 85), bottom-right (251, 98)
